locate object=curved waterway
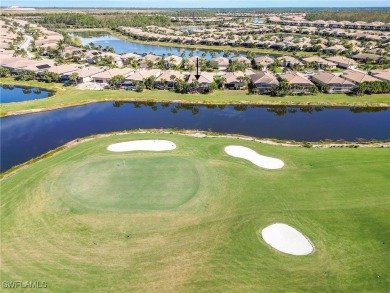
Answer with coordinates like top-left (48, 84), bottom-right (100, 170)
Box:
top-left (1, 102), bottom-right (389, 172)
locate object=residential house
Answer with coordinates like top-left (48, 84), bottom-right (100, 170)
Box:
top-left (154, 70), bottom-right (186, 89)
top-left (164, 55), bottom-right (183, 68)
top-left (278, 71), bottom-right (314, 93)
top-left (187, 71), bottom-right (215, 89)
top-left (73, 66), bottom-right (106, 83)
top-left (342, 69), bottom-right (381, 84)
top-left (370, 69), bottom-right (390, 82)
top-left (231, 56), bottom-right (251, 65)
top-left (312, 72), bottom-right (355, 93)
top-left (209, 56), bottom-right (229, 71)
top-left (91, 68), bottom-right (135, 84)
top-left (124, 69), bottom-right (162, 85)
top-left (301, 56), bottom-right (337, 70)
top-left (325, 56), bottom-right (357, 69)
top-left (253, 56), bottom-right (274, 69)
top-left (277, 56), bottom-right (302, 69)
top-left (250, 71), bottom-right (279, 94)
top-left (221, 71), bottom-right (246, 89)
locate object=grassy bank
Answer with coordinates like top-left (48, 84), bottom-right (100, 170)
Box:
top-left (1, 132), bottom-right (389, 292)
top-left (1, 78), bottom-right (390, 117)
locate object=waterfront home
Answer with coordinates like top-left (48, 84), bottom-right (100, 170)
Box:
top-left (73, 66), bottom-right (107, 83)
top-left (124, 69), bottom-right (162, 85)
top-left (325, 56), bottom-right (357, 69)
top-left (221, 71), bottom-right (246, 89)
top-left (142, 54), bottom-right (161, 64)
top-left (187, 71), bottom-right (215, 89)
top-left (210, 56), bottom-right (229, 71)
top-left (2, 58), bottom-right (55, 73)
top-left (253, 56), bottom-right (274, 69)
top-left (352, 53), bottom-right (388, 63)
top-left (278, 71), bottom-right (314, 93)
top-left (47, 63), bottom-right (81, 81)
top-left (312, 72), bottom-right (355, 93)
top-left (91, 68), bottom-right (135, 84)
top-left (120, 53), bottom-right (143, 61)
top-left (342, 69), bottom-right (381, 84)
top-left (370, 69), bottom-right (390, 82)
top-left (277, 56), bottom-right (302, 69)
top-left (164, 55), bottom-right (183, 68)
top-left (250, 71), bottom-right (279, 94)
top-left (231, 56), bottom-right (251, 65)
top-left (154, 70), bottom-right (186, 89)
top-left (302, 56), bottom-right (337, 70)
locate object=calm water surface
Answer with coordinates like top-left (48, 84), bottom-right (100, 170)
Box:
top-left (0, 85), bottom-right (53, 103)
top-left (1, 101), bottom-right (389, 172)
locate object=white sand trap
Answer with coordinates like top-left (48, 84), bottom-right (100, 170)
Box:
top-left (107, 140), bottom-right (176, 152)
top-left (261, 223), bottom-right (314, 256)
top-left (224, 145), bottom-right (284, 169)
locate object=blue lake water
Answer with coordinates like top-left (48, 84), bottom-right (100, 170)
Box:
top-left (0, 85), bottom-right (53, 103)
top-left (1, 101), bottom-right (389, 172)
top-left (71, 32), bottom-right (240, 59)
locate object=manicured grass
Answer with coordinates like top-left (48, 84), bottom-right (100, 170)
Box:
top-left (1, 78), bottom-right (389, 117)
top-left (1, 132), bottom-right (389, 292)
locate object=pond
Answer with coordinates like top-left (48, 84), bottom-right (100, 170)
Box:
top-left (1, 101), bottom-right (389, 172)
top-left (70, 31), bottom-right (247, 59)
top-left (0, 84), bottom-right (54, 103)
top-left (70, 31), bottom-right (227, 59)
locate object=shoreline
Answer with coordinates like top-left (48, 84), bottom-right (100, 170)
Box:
top-left (2, 129), bottom-right (389, 180)
top-left (1, 79), bottom-right (389, 117)
top-left (65, 28), bottom-right (317, 57)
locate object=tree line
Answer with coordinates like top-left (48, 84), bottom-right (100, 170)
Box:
top-left (305, 10), bottom-right (390, 23)
top-left (38, 13), bottom-right (172, 29)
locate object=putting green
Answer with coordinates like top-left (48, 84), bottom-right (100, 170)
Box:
top-left (60, 156), bottom-right (200, 211)
top-left (1, 133), bottom-right (389, 292)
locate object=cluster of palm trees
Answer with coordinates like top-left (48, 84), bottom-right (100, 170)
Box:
top-left (353, 81), bottom-right (390, 96)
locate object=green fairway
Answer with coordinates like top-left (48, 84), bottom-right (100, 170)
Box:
top-left (1, 132), bottom-right (389, 292)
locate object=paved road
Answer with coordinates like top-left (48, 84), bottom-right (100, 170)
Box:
top-left (18, 34), bottom-right (34, 58)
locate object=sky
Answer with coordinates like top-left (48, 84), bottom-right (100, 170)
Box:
top-left (3, 0), bottom-right (390, 8)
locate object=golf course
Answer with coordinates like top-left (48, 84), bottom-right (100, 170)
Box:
top-left (1, 132), bottom-right (389, 292)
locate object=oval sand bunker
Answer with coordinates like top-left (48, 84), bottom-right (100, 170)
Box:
top-left (107, 140), bottom-right (176, 152)
top-left (261, 223), bottom-right (314, 256)
top-left (225, 145), bottom-right (284, 169)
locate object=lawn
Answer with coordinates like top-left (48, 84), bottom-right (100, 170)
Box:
top-left (1, 78), bottom-right (390, 117)
top-left (1, 132), bottom-right (389, 292)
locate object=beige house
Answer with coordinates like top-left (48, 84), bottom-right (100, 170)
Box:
top-left (154, 70), bottom-right (186, 88)
top-left (302, 56), bottom-right (337, 70)
top-left (312, 72), bottom-right (355, 93)
top-left (278, 71), bottom-right (314, 93)
top-left (325, 56), bottom-right (357, 69)
top-left (124, 69), bottom-right (162, 84)
top-left (250, 72), bottom-right (279, 94)
top-left (210, 56), bottom-right (229, 70)
top-left (221, 71), bottom-right (246, 89)
top-left (342, 70), bottom-right (381, 84)
top-left (231, 56), bottom-right (251, 65)
top-left (187, 71), bottom-right (215, 88)
top-left (91, 68), bottom-right (135, 84)
top-left (253, 56), bottom-right (274, 69)
top-left (73, 66), bottom-right (107, 83)
top-left (370, 69), bottom-right (390, 82)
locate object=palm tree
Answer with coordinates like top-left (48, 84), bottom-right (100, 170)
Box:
top-left (69, 72), bottom-right (80, 86)
top-left (219, 77), bottom-right (227, 90)
top-left (170, 74), bottom-right (177, 89)
top-left (56, 39), bottom-right (66, 57)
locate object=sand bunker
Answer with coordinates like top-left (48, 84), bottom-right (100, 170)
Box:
top-left (261, 223), bottom-right (314, 256)
top-left (224, 146), bottom-right (284, 169)
top-left (107, 140), bottom-right (176, 152)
